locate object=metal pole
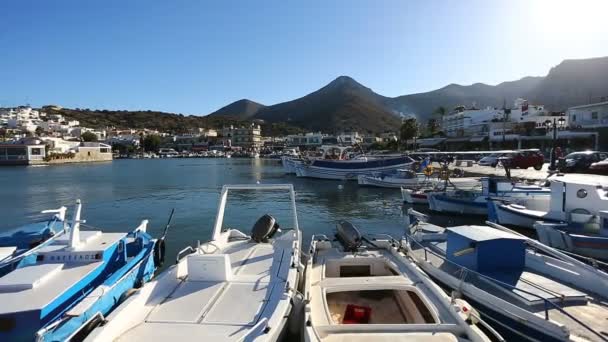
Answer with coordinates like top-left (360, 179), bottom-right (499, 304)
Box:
top-left (550, 118), bottom-right (557, 171)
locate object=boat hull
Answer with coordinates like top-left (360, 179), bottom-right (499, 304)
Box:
top-left (535, 223), bottom-right (608, 260)
top-left (428, 194), bottom-right (487, 215)
top-left (487, 201), bottom-right (557, 229)
top-left (401, 188), bottom-right (429, 204)
top-left (357, 175), bottom-right (428, 188)
top-left (296, 158), bottom-right (414, 180)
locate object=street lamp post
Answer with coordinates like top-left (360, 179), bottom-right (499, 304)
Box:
top-left (544, 117), bottom-right (566, 171)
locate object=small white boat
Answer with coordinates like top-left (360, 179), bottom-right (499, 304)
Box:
top-left (401, 178), bottom-right (482, 205)
top-left (357, 169), bottom-right (435, 189)
top-left (405, 209), bottom-right (608, 341)
top-left (86, 184), bottom-right (302, 342)
top-left (428, 177), bottom-right (550, 216)
top-left (295, 156), bottom-right (416, 180)
top-left (488, 174), bottom-right (608, 229)
top-left (303, 221), bottom-right (494, 341)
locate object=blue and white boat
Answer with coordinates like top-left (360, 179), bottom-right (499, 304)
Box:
top-left (295, 155), bottom-right (416, 180)
top-left (0, 200), bottom-right (159, 341)
top-left (0, 206), bottom-right (69, 277)
top-left (404, 209), bottom-right (608, 341)
top-left (488, 174), bottom-right (608, 229)
top-left (357, 169), bottom-right (436, 188)
top-left (428, 177), bottom-right (550, 216)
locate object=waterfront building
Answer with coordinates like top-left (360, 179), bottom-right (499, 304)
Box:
top-left (568, 100), bottom-right (608, 128)
top-left (286, 132), bottom-right (324, 147)
top-left (0, 139), bottom-right (46, 165)
top-left (221, 124), bottom-right (262, 149)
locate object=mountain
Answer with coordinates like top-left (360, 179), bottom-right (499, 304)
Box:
top-left (529, 57), bottom-right (608, 109)
top-left (252, 76), bottom-right (401, 133)
top-left (208, 99), bottom-right (265, 119)
top-left (389, 56), bottom-right (608, 122)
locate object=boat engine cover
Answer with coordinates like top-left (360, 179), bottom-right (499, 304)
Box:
top-left (336, 220), bottom-right (362, 251)
top-left (251, 214), bottom-right (280, 243)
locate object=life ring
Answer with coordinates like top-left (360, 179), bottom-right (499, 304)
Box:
top-left (153, 238), bottom-right (166, 267)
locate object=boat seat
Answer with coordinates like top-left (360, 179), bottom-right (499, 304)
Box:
top-left (186, 254), bottom-right (232, 282)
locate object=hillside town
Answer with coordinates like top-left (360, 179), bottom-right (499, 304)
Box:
top-left (0, 97), bottom-right (607, 165)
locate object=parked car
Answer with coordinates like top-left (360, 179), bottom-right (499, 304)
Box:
top-left (509, 150), bottom-right (545, 170)
top-left (559, 151), bottom-right (608, 173)
top-left (478, 153), bottom-right (503, 167)
top-left (590, 158), bottom-right (608, 175)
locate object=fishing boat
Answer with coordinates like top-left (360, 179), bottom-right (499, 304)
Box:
top-left (401, 178), bottom-right (482, 205)
top-left (404, 209), bottom-right (608, 341)
top-left (295, 155), bottom-right (416, 180)
top-left (488, 174), bottom-right (608, 229)
top-left (0, 206), bottom-right (68, 276)
top-left (357, 169), bottom-right (434, 188)
top-left (281, 155), bottom-right (303, 174)
top-left (428, 177), bottom-right (550, 216)
top-left (303, 221), bottom-right (495, 341)
top-left (0, 200), bottom-right (159, 341)
top-left (86, 184), bottom-right (302, 342)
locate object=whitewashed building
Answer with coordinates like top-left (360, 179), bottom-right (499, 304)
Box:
top-left (568, 101), bottom-right (608, 128)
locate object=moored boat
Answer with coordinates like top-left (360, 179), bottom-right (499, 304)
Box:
top-left (357, 169), bottom-right (434, 189)
top-left (295, 155), bottom-right (416, 180)
top-left (488, 174), bottom-right (608, 229)
top-left (0, 206), bottom-right (69, 277)
top-left (0, 200), bottom-right (158, 341)
top-left (404, 209), bottom-right (608, 341)
top-left (428, 177), bottom-right (550, 216)
top-left (85, 184), bottom-right (302, 342)
top-left (304, 221), bottom-right (494, 341)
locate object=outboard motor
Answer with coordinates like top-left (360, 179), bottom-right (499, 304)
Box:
top-left (251, 214), bottom-right (280, 243)
top-left (335, 220), bottom-right (362, 252)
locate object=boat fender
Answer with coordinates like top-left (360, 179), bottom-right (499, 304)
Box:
top-left (335, 220), bottom-right (362, 252)
top-left (251, 214), bottom-right (280, 243)
top-left (452, 298), bottom-right (479, 324)
top-left (154, 238), bottom-right (166, 267)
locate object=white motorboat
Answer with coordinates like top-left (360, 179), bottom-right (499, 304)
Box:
top-left (428, 177), bottom-right (550, 216)
top-left (405, 209), bottom-right (608, 341)
top-left (303, 221), bottom-right (494, 342)
top-left (86, 184), bottom-right (303, 342)
top-left (488, 174), bottom-right (608, 229)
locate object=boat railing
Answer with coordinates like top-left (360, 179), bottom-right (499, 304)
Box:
top-left (402, 234), bottom-right (607, 341)
top-left (176, 246), bottom-right (195, 263)
top-left (238, 317), bottom-right (268, 342)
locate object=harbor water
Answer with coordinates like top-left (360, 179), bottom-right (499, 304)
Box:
top-left (0, 158), bottom-right (483, 269)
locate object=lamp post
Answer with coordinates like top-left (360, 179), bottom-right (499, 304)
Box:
top-left (544, 117), bottom-right (567, 171)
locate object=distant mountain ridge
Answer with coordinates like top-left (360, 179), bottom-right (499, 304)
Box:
top-left (204, 56), bottom-right (608, 132)
top-left (208, 99), bottom-right (265, 119)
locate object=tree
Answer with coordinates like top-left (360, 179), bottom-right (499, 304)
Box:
top-left (433, 106), bottom-right (447, 118)
top-left (426, 118), bottom-right (439, 136)
top-left (0, 128), bottom-right (6, 142)
top-left (143, 134), bottom-right (162, 152)
top-left (81, 131), bottom-right (98, 142)
top-left (35, 126), bottom-right (45, 137)
top-left (400, 118), bottom-right (419, 150)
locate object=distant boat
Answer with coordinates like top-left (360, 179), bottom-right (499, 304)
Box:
top-left (357, 169), bottom-right (435, 188)
top-left (86, 184), bottom-right (302, 342)
top-left (0, 206), bottom-right (68, 276)
top-left (401, 177), bottom-right (481, 204)
top-left (428, 177), bottom-right (550, 216)
top-left (405, 209), bottom-right (608, 341)
top-left (304, 221), bottom-right (493, 341)
top-left (295, 155), bottom-right (416, 180)
top-left (0, 200), bottom-right (159, 341)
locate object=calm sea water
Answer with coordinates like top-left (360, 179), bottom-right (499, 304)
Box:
top-left (1, 158), bottom-right (483, 268)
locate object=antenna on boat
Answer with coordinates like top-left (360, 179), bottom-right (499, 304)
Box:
top-left (68, 199), bottom-right (85, 250)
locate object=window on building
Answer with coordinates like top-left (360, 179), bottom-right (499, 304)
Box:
top-left (100, 148), bottom-right (109, 153)
top-left (572, 114), bottom-right (576, 122)
top-left (30, 148), bottom-right (42, 155)
top-left (591, 112), bottom-right (598, 119)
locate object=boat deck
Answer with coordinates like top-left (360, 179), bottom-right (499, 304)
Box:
top-left (115, 237), bottom-right (294, 341)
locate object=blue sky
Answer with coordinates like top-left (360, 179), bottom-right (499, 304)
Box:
top-left (1, 0), bottom-right (607, 115)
